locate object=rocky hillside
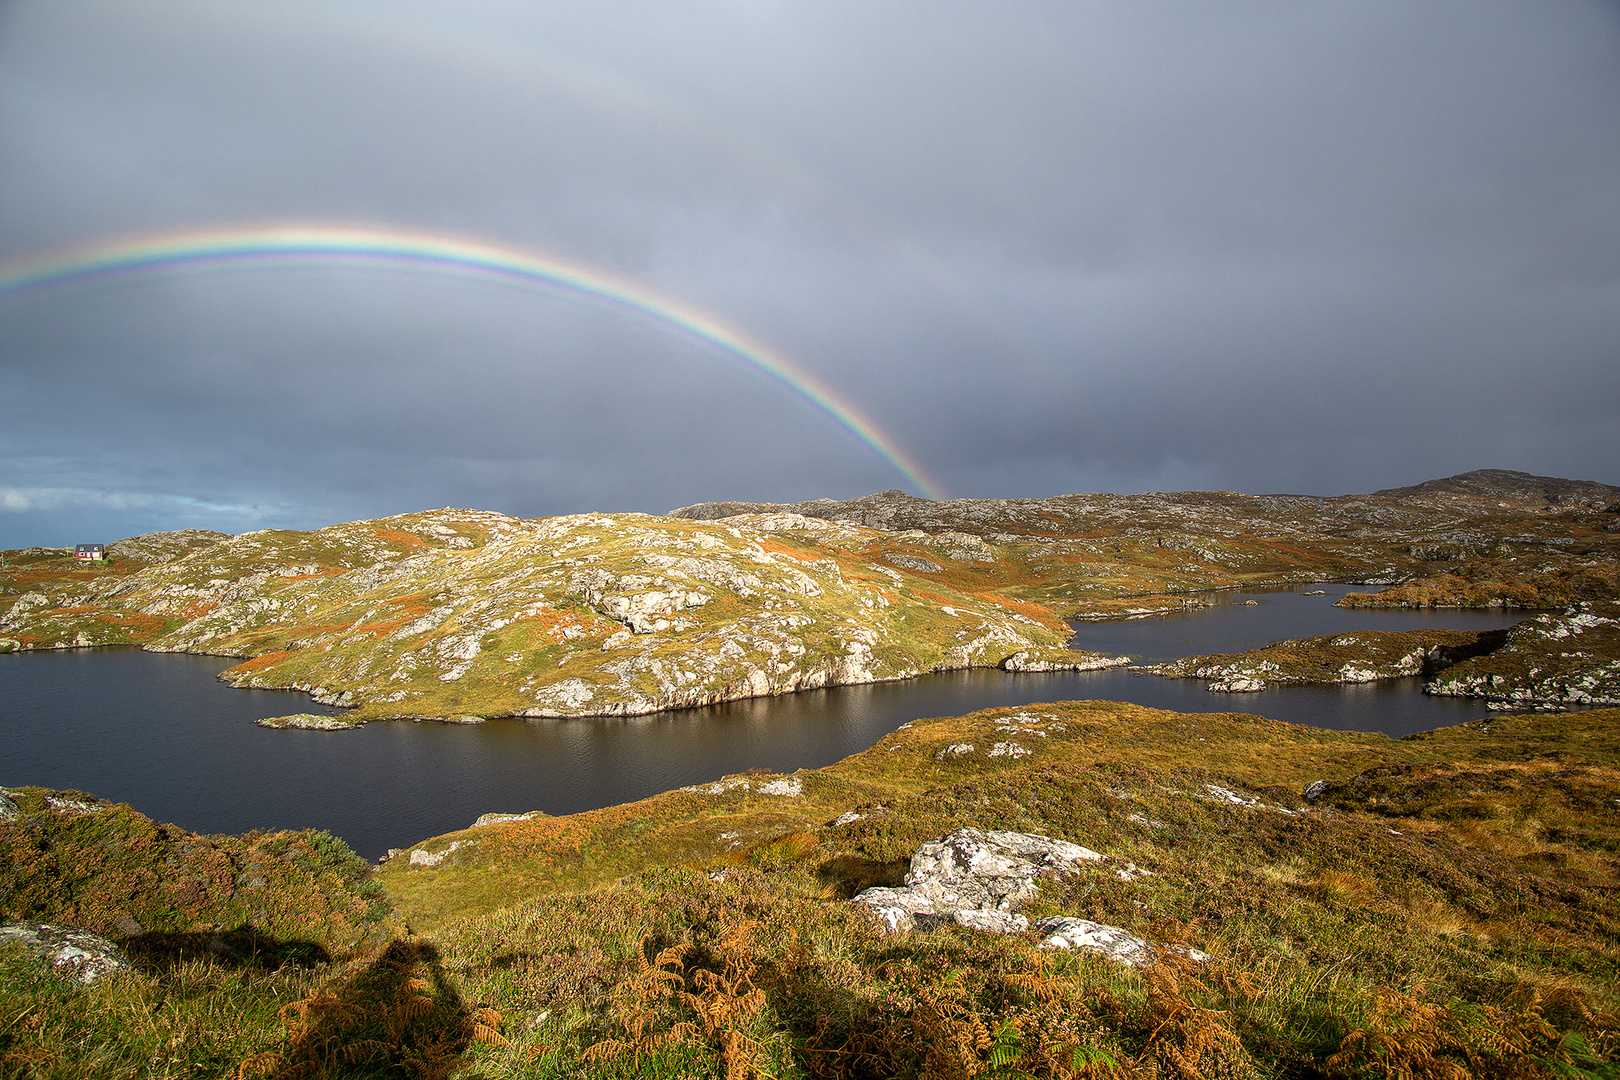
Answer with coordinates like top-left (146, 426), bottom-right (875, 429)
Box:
top-left (0, 511), bottom-right (1121, 722)
top-left (671, 469), bottom-right (1620, 537)
top-left (3, 470), bottom-right (1615, 721)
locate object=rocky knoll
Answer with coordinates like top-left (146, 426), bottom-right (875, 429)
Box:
top-left (1145, 627), bottom-right (1504, 693)
top-left (1426, 601), bottom-right (1620, 709)
top-left (0, 510), bottom-right (1109, 722)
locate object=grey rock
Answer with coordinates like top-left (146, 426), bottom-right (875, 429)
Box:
top-left (954, 909), bottom-right (1029, 933)
top-left (854, 827), bottom-right (1104, 933)
top-left (408, 839), bottom-right (468, 867)
top-left (1303, 780), bottom-right (1332, 802)
top-left (0, 922), bottom-right (130, 984)
top-left (1035, 916), bottom-right (1153, 965)
top-left (999, 650), bottom-right (1132, 673)
top-left (1207, 676), bottom-right (1266, 692)
top-left (1035, 916), bottom-right (1208, 966)
top-left (44, 796), bottom-right (103, 814)
top-left (255, 713), bottom-right (360, 730)
top-left (472, 810), bottom-right (543, 828)
top-left (884, 553), bottom-right (943, 573)
top-left (0, 790), bottom-right (19, 822)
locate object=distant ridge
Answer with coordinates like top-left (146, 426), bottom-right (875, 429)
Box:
top-left (669, 470), bottom-right (1620, 536)
top-left (1373, 469), bottom-right (1620, 508)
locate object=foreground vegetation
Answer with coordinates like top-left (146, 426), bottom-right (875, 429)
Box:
top-left (4, 702), bottom-right (1617, 1078)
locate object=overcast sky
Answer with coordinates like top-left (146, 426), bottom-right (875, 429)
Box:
top-left (2, 0), bottom-right (1617, 546)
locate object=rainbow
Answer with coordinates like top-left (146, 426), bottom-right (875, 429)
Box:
top-left (0, 225), bottom-right (944, 499)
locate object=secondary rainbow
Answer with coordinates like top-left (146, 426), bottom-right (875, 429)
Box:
top-left (0, 225), bottom-right (943, 499)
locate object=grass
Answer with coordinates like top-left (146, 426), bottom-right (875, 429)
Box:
top-left (1, 788), bottom-right (397, 951)
top-left (4, 704), bottom-right (1618, 1077)
top-left (364, 703), bottom-right (1619, 1077)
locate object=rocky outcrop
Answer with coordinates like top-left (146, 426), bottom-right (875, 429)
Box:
top-left (409, 840), bottom-right (469, 868)
top-left (472, 811), bottom-right (546, 828)
top-left (106, 529), bottom-right (231, 565)
top-left (1426, 602), bottom-right (1620, 708)
top-left (255, 713), bottom-right (360, 730)
top-left (852, 828), bottom-right (1197, 966)
top-left (854, 828), bottom-right (1106, 934)
top-left (0, 921), bottom-right (130, 984)
top-left (1000, 648), bottom-right (1132, 673)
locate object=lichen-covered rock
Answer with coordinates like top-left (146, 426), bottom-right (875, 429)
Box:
top-left (853, 828), bottom-right (1104, 932)
top-left (1034, 916), bottom-right (1152, 964)
top-left (852, 828), bottom-right (1207, 965)
top-left (0, 921), bottom-right (129, 984)
top-left (409, 840), bottom-right (469, 867)
top-left (472, 811), bottom-right (545, 828)
top-left (1000, 648), bottom-right (1132, 673)
top-left (1209, 675), bottom-right (1267, 693)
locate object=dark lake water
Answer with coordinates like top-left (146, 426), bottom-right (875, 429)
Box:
top-left (1, 586), bottom-right (1524, 859)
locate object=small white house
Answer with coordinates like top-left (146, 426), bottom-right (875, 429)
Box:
top-left (75, 544), bottom-right (106, 561)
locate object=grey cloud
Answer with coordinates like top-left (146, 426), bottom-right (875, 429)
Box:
top-left (1, 0), bottom-right (1616, 546)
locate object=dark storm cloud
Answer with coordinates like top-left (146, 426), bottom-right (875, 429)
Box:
top-left (1, 0), bottom-right (1617, 545)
